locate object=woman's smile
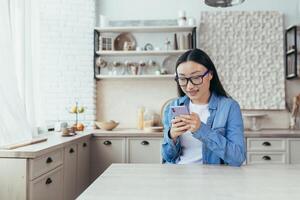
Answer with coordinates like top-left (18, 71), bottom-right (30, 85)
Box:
top-left (187, 89), bottom-right (199, 96)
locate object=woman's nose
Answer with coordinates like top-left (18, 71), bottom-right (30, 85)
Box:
top-left (186, 80), bottom-right (194, 90)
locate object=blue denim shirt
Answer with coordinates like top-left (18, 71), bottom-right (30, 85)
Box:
top-left (161, 92), bottom-right (246, 166)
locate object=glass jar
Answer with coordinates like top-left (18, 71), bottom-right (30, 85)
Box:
top-left (143, 109), bottom-right (155, 128)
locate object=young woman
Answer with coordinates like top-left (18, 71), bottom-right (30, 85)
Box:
top-left (161, 48), bottom-right (246, 166)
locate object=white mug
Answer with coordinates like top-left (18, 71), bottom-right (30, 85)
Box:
top-left (188, 18), bottom-right (196, 26)
top-left (99, 15), bottom-right (109, 27)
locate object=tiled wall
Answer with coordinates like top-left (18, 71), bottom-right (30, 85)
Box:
top-left (200, 11), bottom-right (285, 110)
top-left (39, 0), bottom-right (96, 127)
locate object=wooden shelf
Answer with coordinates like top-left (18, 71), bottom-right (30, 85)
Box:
top-left (95, 26), bottom-right (196, 33)
top-left (95, 74), bottom-right (175, 80)
top-left (96, 50), bottom-right (188, 56)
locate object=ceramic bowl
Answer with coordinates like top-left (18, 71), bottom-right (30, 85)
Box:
top-left (95, 120), bottom-right (119, 131)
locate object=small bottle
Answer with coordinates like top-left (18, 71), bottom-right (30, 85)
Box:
top-left (137, 107), bottom-right (145, 130)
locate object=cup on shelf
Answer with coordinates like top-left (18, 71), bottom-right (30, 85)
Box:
top-left (188, 18), bottom-right (196, 26)
top-left (99, 15), bottom-right (109, 27)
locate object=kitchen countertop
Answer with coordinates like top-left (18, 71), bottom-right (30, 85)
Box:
top-left (92, 128), bottom-right (163, 137)
top-left (1, 128), bottom-right (300, 159)
top-left (78, 163), bottom-right (300, 200)
top-left (0, 132), bottom-right (92, 158)
top-left (92, 128), bottom-right (300, 138)
top-left (244, 129), bottom-right (300, 138)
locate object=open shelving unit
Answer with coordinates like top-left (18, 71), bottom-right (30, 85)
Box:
top-left (95, 74), bottom-right (175, 80)
top-left (93, 25), bottom-right (197, 80)
top-left (96, 50), bottom-right (187, 56)
top-left (285, 25), bottom-right (299, 79)
top-left (94, 25), bottom-right (196, 33)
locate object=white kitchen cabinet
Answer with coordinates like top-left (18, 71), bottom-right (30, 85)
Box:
top-left (247, 152), bottom-right (287, 164)
top-left (246, 138), bottom-right (288, 164)
top-left (247, 138), bottom-right (286, 152)
top-left (29, 166), bottom-right (63, 200)
top-left (77, 139), bottom-right (90, 195)
top-left (288, 139), bottom-right (300, 164)
top-left (63, 144), bottom-right (77, 200)
top-left (244, 137), bottom-right (300, 164)
top-left (0, 135), bottom-right (92, 200)
top-left (91, 137), bottom-right (126, 181)
top-left (127, 137), bottom-right (162, 163)
top-left (29, 149), bottom-right (63, 180)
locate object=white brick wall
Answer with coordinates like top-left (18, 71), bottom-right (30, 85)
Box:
top-left (39, 0), bottom-right (96, 127)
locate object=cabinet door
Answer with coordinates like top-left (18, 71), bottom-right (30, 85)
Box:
top-left (247, 152), bottom-right (287, 164)
top-left (289, 139), bottom-right (300, 164)
top-left (247, 138), bottom-right (286, 152)
top-left (77, 139), bottom-right (90, 196)
top-left (128, 138), bottom-right (162, 163)
top-left (29, 166), bottom-right (63, 200)
top-left (91, 137), bottom-right (126, 182)
top-left (63, 144), bottom-right (77, 200)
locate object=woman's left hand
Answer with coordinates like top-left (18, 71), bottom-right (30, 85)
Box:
top-left (178, 112), bottom-right (201, 133)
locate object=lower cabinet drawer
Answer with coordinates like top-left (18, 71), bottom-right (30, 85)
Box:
top-left (128, 138), bottom-right (162, 163)
top-left (29, 166), bottom-right (63, 200)
top-left (29, 149), bottom-right (63, 180)
top-left (247, 152), bottom-right (287, 164)
top-left (247, 138), bottom-right (286, 152)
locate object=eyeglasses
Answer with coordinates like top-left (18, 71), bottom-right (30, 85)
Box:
top-left (175, 70), bottom-right (210, 86)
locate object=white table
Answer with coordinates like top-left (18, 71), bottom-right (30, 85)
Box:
top-left (78, 164), bottom-right (300, 200)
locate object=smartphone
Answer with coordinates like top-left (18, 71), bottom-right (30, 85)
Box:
top-left (170, 105), bottom-right (189, 117)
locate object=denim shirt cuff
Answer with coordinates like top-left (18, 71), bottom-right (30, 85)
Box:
top-left (192, 122), bottom-right (211, 141)
top-left (166, 130), bottom-right (180, 149)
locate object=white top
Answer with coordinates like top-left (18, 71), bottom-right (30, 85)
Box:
top-left (177, 101), bottom-right (210, 164)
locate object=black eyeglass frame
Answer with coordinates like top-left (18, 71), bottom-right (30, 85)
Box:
top-left (175, 70), bottom-right (210, 86)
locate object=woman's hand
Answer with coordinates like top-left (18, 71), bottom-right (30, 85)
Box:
top-left (179, 112), bottom-right (201, 133)
top-left (170, 117), bottom-right (190, 142)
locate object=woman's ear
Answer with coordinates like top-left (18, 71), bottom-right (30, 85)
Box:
top-left (209, 71), bottom-right (213, 80)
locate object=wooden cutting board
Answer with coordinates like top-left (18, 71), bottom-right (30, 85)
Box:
top-left (0, 138), bottom-right (48, 150)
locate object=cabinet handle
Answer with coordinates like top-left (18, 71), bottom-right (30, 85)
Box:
top-left (69, 148), bottom-right (74, 153)
top-left (262, 141), bottom-right (271, 146)
top-left (141, 141), bottom-right (149, 145)
top-left (46, 157), bottom-right (53, 164)
top-left (103, 140), bottom-right (112, 145)
top-left (83, 142), bottom-right (87, 147)
top-left (45, 178), bottom-right (52, 185)
top-left (262, 155), bottom-right (271, 161)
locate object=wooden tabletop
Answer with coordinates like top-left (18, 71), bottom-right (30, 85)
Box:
top-left (78, 163), bottom-right (300, 200)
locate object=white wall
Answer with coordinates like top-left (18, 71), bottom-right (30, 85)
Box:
top-left (38, 0), bottom-right (300, 129)
top-left (96, 0), bottom-right (300, 129)
top-left (97, 0), bottom-right (300, 27)
top-left (39, 0), bottom-right (96, 127)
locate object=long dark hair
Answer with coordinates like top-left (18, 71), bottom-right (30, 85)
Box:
top-left (175, 48), bottom-right (228, 97)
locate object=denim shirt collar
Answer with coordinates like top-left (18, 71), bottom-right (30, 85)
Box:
top-left (178, 92), bottom-right (218, 110)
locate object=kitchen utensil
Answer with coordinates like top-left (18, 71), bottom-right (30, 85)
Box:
top-left (144, 126), bottom-right (163, 133)
top-left (95, 120), bottom-right (119, 131)
top-left (114, 32), bottom-right (136, 51)
top-left (96, 57), bottom-right (107, 68)
top-left (138, 61), bottom-right (146, 75)
top-left (162, 55), bottom-right (178, 74)
top-left (144, 43), bottom-right (154, 51)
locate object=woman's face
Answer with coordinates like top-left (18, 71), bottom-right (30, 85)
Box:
top-left (176, 61), bottom-right (212, 103)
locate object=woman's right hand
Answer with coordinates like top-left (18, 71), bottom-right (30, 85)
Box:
top-left (170, 117), bottom-right (190, 142)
